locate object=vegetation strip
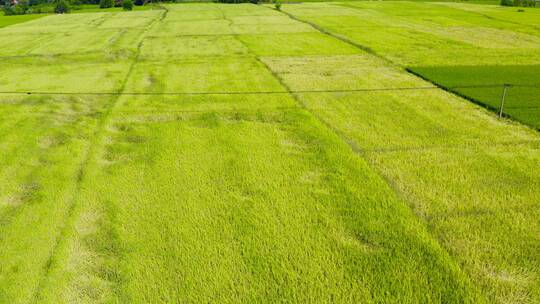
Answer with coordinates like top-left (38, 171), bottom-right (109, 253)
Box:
top-left (30, 7), bottom-right (168, 302)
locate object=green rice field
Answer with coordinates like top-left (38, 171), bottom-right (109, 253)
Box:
top-left (0, 2), bottom-right (539, 303)
top-left (409, 65), bottom-right (540, 129)
top-left (0, 14), bottom-right (46, 28)
top-left (279, 1), bottom-right (540, 128)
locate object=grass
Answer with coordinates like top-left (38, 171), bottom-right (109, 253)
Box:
top-left (0, 2), bottom-right (539, 303)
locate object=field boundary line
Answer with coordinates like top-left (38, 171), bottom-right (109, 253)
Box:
top-left (29, 7), bottom-right (169, 303)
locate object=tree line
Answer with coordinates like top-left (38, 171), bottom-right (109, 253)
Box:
top-left (1, 0), bottom-right (141, 15)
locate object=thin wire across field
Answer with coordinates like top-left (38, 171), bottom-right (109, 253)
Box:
top-left (0, 83), bottom-right (538, 96)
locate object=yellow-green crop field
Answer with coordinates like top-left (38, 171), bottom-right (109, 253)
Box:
top-left (0, 2), bottom-right (538, 303)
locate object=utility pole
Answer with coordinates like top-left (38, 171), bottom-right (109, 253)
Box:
top-left (499, 84), bottom-right (509, 118)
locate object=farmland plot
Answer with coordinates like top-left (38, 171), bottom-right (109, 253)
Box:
top-left (0, 2), bottom-right (539, 304)
top-left (279, 1), bottom-right (540, 128)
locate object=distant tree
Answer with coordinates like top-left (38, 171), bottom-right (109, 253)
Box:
top-left (500, 0), bottom-right (514, 5)
top-left (99, 0), bottom-right (113, 8)
top-left (54, 0), bottom-right (69, 13)
top-left (215, 0), bottom-right (257, 2)
top-left (133, 0), bottom-right (144, 6)
top-left (122, 0), bottom-right (132, 10)
top-left (0, 0), bottom-right (15, 6)
top-left (2, 5), bottom-right (16, 15)
top-left (18, 0), bottom-right (28, 9)
top-left (2, 0), bottom-right (29, 15)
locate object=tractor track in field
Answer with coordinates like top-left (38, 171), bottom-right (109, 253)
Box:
top-left (29, 7), bottom-right (169, 302)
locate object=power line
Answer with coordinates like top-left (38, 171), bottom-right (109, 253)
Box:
top-left (0, 83), bottom-right (538, 97)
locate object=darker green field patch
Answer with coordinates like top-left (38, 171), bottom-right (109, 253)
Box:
top-left (0, 14), bottom-right (46, 29)
top-left (408, 65), bottom-right (540, 129)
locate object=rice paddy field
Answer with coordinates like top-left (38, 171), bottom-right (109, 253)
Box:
top-left (408, 65), bottom-right (540, 128)
top-left (0, 2), bottom-right (538, 303)
top-left (280, 1), bottom-right (540, 128)
top-left (0, 14), bottom-right (46, 28)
